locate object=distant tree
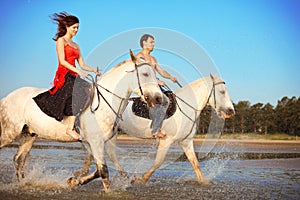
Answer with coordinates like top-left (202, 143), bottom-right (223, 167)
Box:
top-left (285, 96), bottom-right (298, 135)
top-left (197, 105), bottom-right (211, 134)
top-left (294, 97), bottom-right (300, 136)
top-left (224, 102), bottom-right (236, 133)
top-left (249, 103), bottom-right (264, 133)
top-left (275, 97), bottom-right (289, 133)
top-left (261, 103), bottom-right (275, 134)
top-left (234, 101), bottom-right (251, 133)
top-left (274, 96), bottom-right (300, 135)
top-left (197, 96), bottom-right (299, 136)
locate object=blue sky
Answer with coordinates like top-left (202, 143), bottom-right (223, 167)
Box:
top-left (0, 0), bottom-right (299, 106)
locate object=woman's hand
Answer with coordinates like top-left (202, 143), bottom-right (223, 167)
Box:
top-left (78, 70), bottom-right (88, 78)
top-left (91, 68), bottom-right (101, 76)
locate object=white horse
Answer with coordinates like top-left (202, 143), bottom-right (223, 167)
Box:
top-left (102, 74), bottom-right (235, 185)
top-left (0, 51), bottom-right (163, 192)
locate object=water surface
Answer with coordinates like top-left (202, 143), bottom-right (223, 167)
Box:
top-left (0, 139), bottom-right (299, 199)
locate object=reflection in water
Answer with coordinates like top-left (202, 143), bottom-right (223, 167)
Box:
top-left (0, 141), bottom-right (299, 200)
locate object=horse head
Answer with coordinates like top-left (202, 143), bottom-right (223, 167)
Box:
top-left (208, 74), bottom-right (235, 119)
top-left (129, 50), bottom-right (163, 107)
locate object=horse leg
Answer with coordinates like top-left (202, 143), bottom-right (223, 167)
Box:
top-left (67, 142), bottom-right (96, 186)
top-left (74, 141), bottom-right (93, 177)
top-left (13, 125), bottom-right (36, 181)
top-left (68, 151), bottom-right (93, 184)
top-left (70, 140), bottom-right (110, 192)
top-left (133, 139), bottom-right (172, 184)
top-left (106, 134), bottom-right (128, 178)
top-left (179, 139), bottom-right (208, 185)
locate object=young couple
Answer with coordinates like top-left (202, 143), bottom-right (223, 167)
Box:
top-left (34, 12), bottom-right (177, 140)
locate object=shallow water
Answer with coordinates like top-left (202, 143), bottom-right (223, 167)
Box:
top-left (0, 140), bottom-right (299, 200)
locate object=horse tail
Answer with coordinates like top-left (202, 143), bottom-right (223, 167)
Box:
top-left (0, 98), bottom-right (20, 148)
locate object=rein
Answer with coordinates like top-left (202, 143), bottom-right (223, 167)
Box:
top-left (134, 63), bottom-right (145, 96)
top-left (86, 74), bottom-right (125, 120)
top-left (166, 80), bottom-right (226, 140)
top-left (85, 62), bottom-right (153, 124)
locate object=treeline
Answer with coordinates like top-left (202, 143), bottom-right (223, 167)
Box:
top-left (198, 96), bottom-right (300, 136)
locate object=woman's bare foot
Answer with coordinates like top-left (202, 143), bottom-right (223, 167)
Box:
top-left (66, 129), bottom-right (81, 140)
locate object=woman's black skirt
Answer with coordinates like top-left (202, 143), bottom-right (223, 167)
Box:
top-left (33, 73), bottom-right (91, 121)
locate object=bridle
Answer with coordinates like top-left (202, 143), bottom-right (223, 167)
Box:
top-left (207, 81), bottom-right (226, 109)
top-left (165, 79), bottom-right (226, 121)
top-left (133, 62), bottom-right (154, 97)
top-left (86, 62), bottom-right (153, 119)
top-left (168, 79), bottom-right (226, 140)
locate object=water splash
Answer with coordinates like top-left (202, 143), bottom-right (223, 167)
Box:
top-left (21, 161), bottom-right (71, 189)
top-left (0, 161), bottom-right (72, 192)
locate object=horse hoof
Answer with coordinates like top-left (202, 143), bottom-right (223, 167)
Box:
top-left (199, 180), bottom-right (211, 186)
top-left (67, 177), bottom-right (79, 187)
top-left (131, 175), bottom-right (146, 185)
top-left (120, 171), bottom-right (129, 179)
top-left (102, 179), bottom-right (110, 193)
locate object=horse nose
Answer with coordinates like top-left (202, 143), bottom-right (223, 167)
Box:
top-left (143, 92), bottom-right (162, 107)
top-left (227, 108), bottom-right (235, 116)
top-left (154, 92), bottom-right (162, 104)
top-left (143, 93), bottom-right (154, 107)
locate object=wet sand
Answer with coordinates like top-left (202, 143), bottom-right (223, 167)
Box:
top-left (0, 137), bottom-right (299, 200)
top-left (117, 135), bottom-right (300, 152)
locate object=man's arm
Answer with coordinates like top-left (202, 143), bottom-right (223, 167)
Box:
top-left (153, 57), bottom-right (177, 83)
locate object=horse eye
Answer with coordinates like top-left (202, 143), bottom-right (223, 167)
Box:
top-left (142, 73), bottom-right (149, 77)
top-left (220, 90), bottom-right (225, 95)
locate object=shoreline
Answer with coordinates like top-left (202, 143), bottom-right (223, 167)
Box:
top-left (116, 134), bottom-right (300, 144)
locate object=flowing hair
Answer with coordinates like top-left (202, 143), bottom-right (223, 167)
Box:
top-left (50, 12), bottom-right (79, 41)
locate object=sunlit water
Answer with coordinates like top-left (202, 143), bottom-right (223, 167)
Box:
top-left (0, 140), bottom-right (299, 200)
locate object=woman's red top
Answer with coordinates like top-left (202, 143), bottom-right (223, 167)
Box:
top-left (49, 44), bottom-right (79, 94)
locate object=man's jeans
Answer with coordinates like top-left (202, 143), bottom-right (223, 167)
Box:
top-left (149, 94), bottom-right (169, 134)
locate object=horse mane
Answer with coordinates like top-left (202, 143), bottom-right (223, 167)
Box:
top-left (112, 59), bottom-right (132, 69)
top-left (102, 59), bottom-right (133, 78)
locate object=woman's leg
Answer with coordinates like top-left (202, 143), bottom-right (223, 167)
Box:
top-left (66, 116), bottom-right (81, 140)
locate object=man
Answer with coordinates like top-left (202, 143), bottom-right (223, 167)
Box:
top-left (136, 34), bottom-right (178, 138)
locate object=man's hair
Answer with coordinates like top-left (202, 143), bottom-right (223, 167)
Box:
top-left (140, 34), bottom-right (154, 48)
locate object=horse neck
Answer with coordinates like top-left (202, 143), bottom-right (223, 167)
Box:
top-left (175, 77), bottom-right (213, 112)
top-left (97, 64), bottom-right (133, 100)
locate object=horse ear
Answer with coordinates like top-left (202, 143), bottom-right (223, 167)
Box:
top-left (210, 73), bottom-right (214, 81)
top-left (130, 49), bottom-right (137, 64)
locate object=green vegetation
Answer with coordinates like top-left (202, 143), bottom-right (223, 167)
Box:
top-left (198, 96), bottom-right (300, 137)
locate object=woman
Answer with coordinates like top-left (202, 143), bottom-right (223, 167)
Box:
top-left (33, 12), bottom-right (100, 140)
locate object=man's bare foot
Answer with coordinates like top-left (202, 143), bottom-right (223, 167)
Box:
top-left (153, 131), bottom-right (166, 138)
top-left (66, 129), bottom-right (81, 140)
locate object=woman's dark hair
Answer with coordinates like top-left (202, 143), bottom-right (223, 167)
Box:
top-left (50, 12), bottom-right (79, 41)
top-left (140, 34), bottom-right (154, 48)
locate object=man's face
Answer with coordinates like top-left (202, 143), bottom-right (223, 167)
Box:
top-left (143, 37), bottom-right (155, 51)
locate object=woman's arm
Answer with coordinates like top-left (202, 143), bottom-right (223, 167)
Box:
top-left (76, 45), bottom-right (101, 75)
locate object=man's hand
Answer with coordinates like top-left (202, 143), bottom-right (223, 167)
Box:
top-left (170, 76), bottom-right (178, 83)
top-left (95, 70), bottom-right (102, 76)
top-left (158, 79), bottom-right (166, 86)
